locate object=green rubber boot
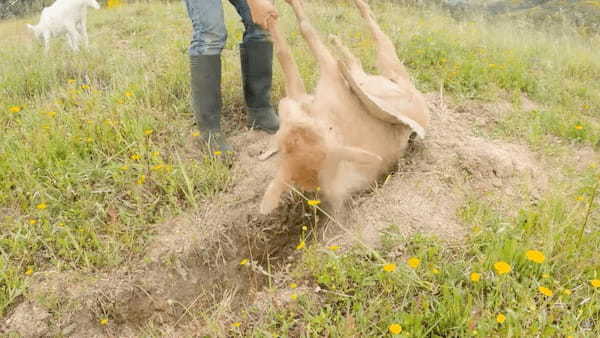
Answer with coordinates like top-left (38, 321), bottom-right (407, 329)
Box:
top-left (190, 54), bottom-right (233, 153)
top-left (240, 40), bottom-right (279, 134)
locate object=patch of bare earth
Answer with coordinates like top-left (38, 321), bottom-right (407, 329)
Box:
top-left (1, 94), bottom-right (549, 336)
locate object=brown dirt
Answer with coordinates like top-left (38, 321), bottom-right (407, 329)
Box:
top-left (1, 94), bottom-right (549, 336)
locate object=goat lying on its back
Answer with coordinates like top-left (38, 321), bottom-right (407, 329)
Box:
top-left (251, 0), bottom-right (430, 214)
top-left (27, 0), bottom-right (100, 52)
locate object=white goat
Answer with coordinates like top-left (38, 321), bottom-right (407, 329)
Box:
top-left (27, 0), bottom-right (100, 52)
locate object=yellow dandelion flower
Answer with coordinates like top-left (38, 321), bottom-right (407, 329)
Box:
top-left (301, 225), bottom-right (308, 231)
top-left (328, 245), bottom-right (340, 251)
top-left (46, 111), bottom-right (57, 118)
top-left (407, 257), bottom-right (421, 269)
top-left (470, 272), bottom-right (481, 282)
top-left (542, 273), bottom-right (550, 279)
top-left (151, 164), bottom-right (164, 171)
top-left (99, 318), bottom-right (109, 325)
top-left (383, 263), bottom-right (397, 272)
top-left (576, 195), bottom-right (585, 201)
top-left (290, 293), bottom-right (298, 300)
top-left (525, 250), bottom-right (545, 264)
top-left (120, 165), bottom-right (129, 171)
top-left (563, 289), bottom-right (572, 296)
top-left (152, 151), bottom-right (160, 157)
top-left (296, 241), bottom-right (306, 250)
top-left (432, 268), bottom-right (440, 275)
top-left (575, 125), bottom-right (583, 130)
top-left (41, 124), bottom-right (50, 130)
top-left (125, 91), bottom-right (133, 97)
top-left (107, 0), bottom-right (121, 8)
top-left (493, 261), bottom-right (512, 275)
top-left (144, 129), bottom-right (153, 136)
top-left (116, 99), bottom-right (124, 104)
top-left (307, 199), bottom-right (321, 206)
top-left (9, 106), bottom-right (22, 113)
top-left (231, 322), bottom-right (241, 328)
top-left (130, 154), bottom-right (141, 160)
top-left (239, 258), bottom-right (249, 266)
top-left (590, 279), bottom-right (600, 288)
top-left (25, 268), bottom-right (33, 276)
top-left (136, 175), bottom-right (145, 185)
top-left (36, 203), bottom-right (47, 210)
top-left (29, 219), bottom-right (37, 225)
top-left (290, 283), bottom-right (298, 289)
top-left (192, 131), bottom-right (201, 137)
top-left (213, 151), bottom-right (222, 156)
top-left (85, 137), bottom-right (93, 143)
top-left (67, 79), bottom-right (76, 84)
top-left (388, 323), bottom-right (402, 334)
top-left (489, 63), bottom-right (496, 68)
top-left (81, 84), bottom-right (89, 90)
top-left (538, 286), bottom-right (554, 297)
top-left (496, 313), bottom-right (506, 324)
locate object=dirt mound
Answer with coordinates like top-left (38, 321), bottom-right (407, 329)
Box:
top-left (1, 95), bottom-right (547, 336)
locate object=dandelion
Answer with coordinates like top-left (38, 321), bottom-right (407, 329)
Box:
top-left (576, 195), bottom-right (585, 201)
top-left (493, 261), bottom-right (512, 275)
top-left (563, 289), bottom-right (572, 296)
top-left (542, 273), bottom-right (550, 279)
top-left (296, 241), bottom-right (306, 250)
top-left (307, 199), bottom-right (321, 206)
top-left (125, 91), bottom-right (133, 97)
top-left (302, 225), bottom-right (308, 231)
top-left (489, 63), bottom-right (496, 68)
top-left (231, 322), bottom-right (241, 328)
top-left (144, 129), bottom-right (153, 136)
top-left (290, 283), bottom-right (298, 289)
top-left (383, 263), bottom-right (397, 272)
top-left (525, 250), bottom-right (545, 264)
top-left (85, 137), bottom-right (93, 143)
top-left (388, 324), bottom-right (402, 334)
top-left (192, 131), bottom-right (201, 137)
top-left (9, 106), bottom-right (22, 113)
top-left (432, 268), bottom-right (440, 275)
top-left (116, 99), bottom-right (124, 104)
top-left (130, 154), bottom-right (141, 160)
top-left (328, 245), bottom-right (340, 251)
top-left (151, 164), bottom-right (164, 171)
top-left (107, 0), bottom-right (122, 8)
top-left (152, 151), bottom-right (160, 157)
top-left (67, 79), bottom-right (76, 84)
top-left (496, 313), bottom-right (506, 324)
top-left (470, 272), bottom-right (481, 282)
top-left (29, 219), bottom-right (37, 225)
top-left (36, 203), bottom-right (47, 210)
top-left (25, 268), bottom-right (33, 276)
top-left (590, 279), bottom-right (600, 288)
top-left (290, 293), bottom-right (298, 300)
top-left (239, 258), bottom-right (249, 266)
top-left (99, 318), bottom-right (109, 325)
top-left (407, 257), bottom-right (421, 269)
top-left (120, 165), bottom-right (129, 171)
top-left (136, 175), bottom-right (145, 185)
top-left (213, 151), bottom-right (222, 156)
top-left (46, 111), bottom-right (57, 118)
top-left (575, 125), bottom-right (583, 130)
top-left (538, 286), bottom-right (554, 297)
top-left (81, 84), bottom-right (89, 90)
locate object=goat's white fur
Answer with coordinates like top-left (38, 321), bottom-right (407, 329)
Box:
top-left (27, 0), bottom-right (100, 52)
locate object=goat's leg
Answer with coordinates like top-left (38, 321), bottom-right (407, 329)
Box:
top-left (65, 24), bottom-right (81, 51)
top-left (78, 18), bottom-right (89, 48)
top-left (286, 0), bottom-right (338, 78)
top-left (260, 169), bottom-right (291, 214)
top-left (353, 0), bottom-right (409, 82)
top-left (270, 21), bottom-right (307, 100)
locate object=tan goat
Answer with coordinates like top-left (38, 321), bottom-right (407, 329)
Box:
top-left (250, 0), bottom-right (429, 214)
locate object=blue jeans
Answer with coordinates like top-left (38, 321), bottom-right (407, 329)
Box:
top-left (183, 0), bottom-right (271, 56)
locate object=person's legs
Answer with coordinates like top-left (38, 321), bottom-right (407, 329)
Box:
top-left (229, 0), bottom-right (279, 134)
top-left (183, 0), bottom-right (232, 152)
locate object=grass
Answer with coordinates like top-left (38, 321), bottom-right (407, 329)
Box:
top-left (0, 0), bottom-right (599, 335)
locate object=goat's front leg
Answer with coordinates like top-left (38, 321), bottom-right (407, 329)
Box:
top-left (78, 19), bottom-right (89, 48)
top-left (260, 169), bottom-right (291, 214)
top-left (65, 24), bottom-right (81, 51)
top-left (353, 0), bottom-right (409, 82)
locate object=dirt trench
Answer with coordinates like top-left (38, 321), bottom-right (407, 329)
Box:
top-left (1, 93), bottom-right (549, 337)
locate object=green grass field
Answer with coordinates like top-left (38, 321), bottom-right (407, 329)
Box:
top-left (0, 0), bottom-right (598, 336)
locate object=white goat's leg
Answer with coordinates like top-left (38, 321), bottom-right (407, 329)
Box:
top-left (286, 0), bottom-right (339, 78)
top-left (78, 18), bottom-right (89, 48)
top-left (269, 22), bottom-right (307, 100)
top-left (66, 24), bottom-right (81, 51)
top-left (260, 169), bottom-right (291, 214)
top-left (353, 0), bottom-right (410, 82)
top-left (42, 33), bottom-right (50, 53)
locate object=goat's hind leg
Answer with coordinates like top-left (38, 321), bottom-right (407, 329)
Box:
top-left (353, 0), bottom-right (409, 82)
top-left (286, 0), bottom-right (338, 78)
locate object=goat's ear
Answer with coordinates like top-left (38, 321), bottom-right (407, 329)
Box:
top-left (329, 146), bottom-right (382, 166)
